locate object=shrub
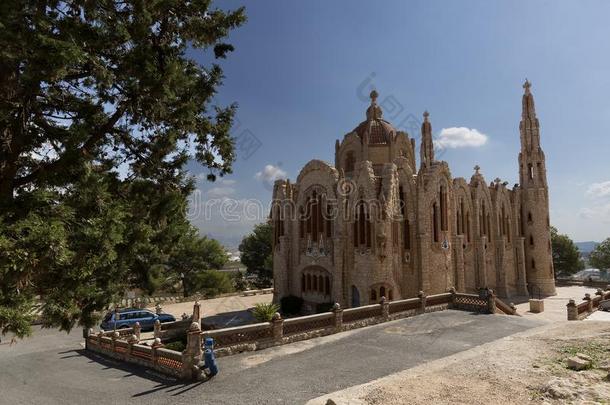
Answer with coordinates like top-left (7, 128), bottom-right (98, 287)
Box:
top-left (316, 302), bottom-right (334, 313)
top-left (191, 270), bottom-right (234, 298)
top-left (164, 341), bottom-right (186, 352)
top-left (252, 302), bottom-right (280, 322)
top-left (280, 295), bottom-right (303, 315)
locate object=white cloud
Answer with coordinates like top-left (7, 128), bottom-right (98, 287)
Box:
top-left (255, 164), bottom-right (287, 184)
top-left (206, 186), bottom-right (236, 198)
top-left (586, 181), bottom-right (610, 199)
top-left (435, 127), bottom-right (488, 149)
top-left (579, 203), bottom-right (610, 223)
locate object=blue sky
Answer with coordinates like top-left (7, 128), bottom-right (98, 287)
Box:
top-left (187, 0), bottom-right (610, 247)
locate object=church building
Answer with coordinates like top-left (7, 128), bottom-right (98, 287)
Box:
top-left (271, 81), bottom-right (556, 310)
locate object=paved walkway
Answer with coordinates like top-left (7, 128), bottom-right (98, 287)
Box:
top-left (0, 310), bottom-right (542, 405)
top-left (513, 285), bottom-right (601, 322)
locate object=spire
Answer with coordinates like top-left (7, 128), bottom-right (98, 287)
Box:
top-left (521, 79), bottom-right (536, 120)
top-left (519, 79), bottom-right (541, 152)
top-left (420, 110), bottom-right (434, 169)
top-left (366, 90), bottom-right (382, 120)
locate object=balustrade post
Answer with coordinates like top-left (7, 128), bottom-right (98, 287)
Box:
top-left (181, 322), bottom-right (203, 380)
top-left (567, 299), bottom-right (578, 321)
top-left (97, 331), bottom-right (104, 347)
top-left (151, 337), bottom-right (164, 366)
top-left (333, 303), bottom-right (343, 332)
top-left (448, 287), bottom-right (457, 309)
top-left (111, 331), bottom-right (119, 352)
top-left (271, 312), bottom-right (284, 344)
top-left (127, 334), bottom-right (138, 355)
top-left (133, 322), bottom-right (141, 340)
top-left (486, 289), bottom-right (496, 314)
top-left (418, 291), bottom-right (427, 314)
top-left (153, 319), bottom-right (161, 339)
top-left (584, 293), bottom-right (593, 313)
top-left (192, 301), bottom-right (201, 323)
top-left (380, 296), bottom-right (389, 321)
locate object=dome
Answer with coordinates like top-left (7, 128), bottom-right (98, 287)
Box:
top-left (353, 90), bottom-right (396, 145)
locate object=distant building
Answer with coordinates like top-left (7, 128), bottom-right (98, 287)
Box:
top-left (271, 82), bottom-right (556, 310)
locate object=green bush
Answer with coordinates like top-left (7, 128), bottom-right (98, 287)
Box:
top-left (191, 270), bottom-right (234, 298)
top-left (164, 341), bottom-right (186, 352)
top-left (280, 295), bottom-right (303, 315)
top-left (316, 302), bottom-right (334, 314)
top-left (252, 302), bottom-right (280, 322)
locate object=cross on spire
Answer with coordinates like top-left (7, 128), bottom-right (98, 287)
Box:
top-left (370, 90), bottom-right (378, 103)
top-left (523, 79), bottom-right (531, 94)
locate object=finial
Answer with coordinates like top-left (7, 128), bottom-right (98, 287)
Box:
top-left (523, 79), bottom-right (531, 94)
top-left (423, 110), bottom-right (429, 121)
top-left (474, 165), bottom-right (480, 174)
top-left (494, 177), bottom-right (501, 184)
top-left (370, 90), bottom-right (378, 103)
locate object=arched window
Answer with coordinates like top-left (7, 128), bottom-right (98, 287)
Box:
top-left (399, 186), bottom-right (411, 250)
top-left (440, 185), bottom-right (448, 231)
top-left (527, 212), bottom-right (533, 223)
top-left (313, 274), bottom-right (318, 291)
top-left (301, 274), bottom-right (305, 292)
top-left (432, 202), bottom-right (439, 242)
top-left (529, 235), bottom-right (534, 246)
top-left (306, 274), bottom-right (311, 291)
top-left (272, 204), bottom-right (285, 248)
top-left (379, 286), bottom-right (386, 299)
top-left (354, 200), bottom-right (372, 249)
top-left (370, 289), bottom-right (377, 302)
top-left (325, 276), bottom-right (330, 295)
top-left (345, 151), bottom-right (355, 173)
top-left (531, 259), bottom-right (536, 270)
top-left (301, 190), bottom-right (330, 242)
top-left (318, 275), bottom-right (323, 292)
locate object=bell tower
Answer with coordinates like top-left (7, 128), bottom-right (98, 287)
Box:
top-left (518, 80), bottom-right (556, 296)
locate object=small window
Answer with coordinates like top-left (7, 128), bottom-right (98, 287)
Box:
top-left (380, 286), bottom-right (386, 299)
top-left (529, 235), bottom-right (534, 246)
top-left (532, 259), bottom-right (536, 270)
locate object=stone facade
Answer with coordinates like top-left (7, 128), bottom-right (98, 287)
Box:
top-left (271, 82), bottom-right (556, 311)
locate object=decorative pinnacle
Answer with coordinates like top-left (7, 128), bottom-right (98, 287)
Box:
top-left (523, 79), bottom-right (531, 94)
top-left (474, 165), bottom-right (480, 174)
top-left (370, 90), bottom-right (378, 103)
top-left (494, 177), bottom-right (501, 184)
top-left (423, 110), bottom-right (429, 121)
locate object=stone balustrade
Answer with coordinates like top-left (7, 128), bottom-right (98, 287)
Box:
top-left (567, 285), bottom-right (610, 320)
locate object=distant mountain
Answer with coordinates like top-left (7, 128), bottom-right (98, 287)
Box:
top-left (576, 241), bottom-right (599, 254)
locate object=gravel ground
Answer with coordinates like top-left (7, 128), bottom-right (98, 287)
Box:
top-left (308, 321), bottom-right (610, 405)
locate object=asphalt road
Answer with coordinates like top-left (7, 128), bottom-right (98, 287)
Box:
top-left (0, 310), bottom-right (543, 405)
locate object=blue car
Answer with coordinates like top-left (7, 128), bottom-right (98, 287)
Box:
top-left (100, 308), bottom-right (176, 331)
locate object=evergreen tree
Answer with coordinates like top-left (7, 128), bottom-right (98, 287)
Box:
top-left (239, 222), bottom-right (273, 288)
top-left (550, 226), bottom-right (584, 278)
top-left (590, 238), bottom-right (610, 272)
top-left (0, 0), bottom-right (245, 337)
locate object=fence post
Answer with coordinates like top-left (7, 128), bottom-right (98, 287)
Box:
top-left (418, 291), bottom-right (427, 314)
top-left (271, 312), bottom-right (284, 344)
top-left (567, 299), bottom-right (578, 320)
top-left (486, 289), bottom-right (496, 314)
top-left (153, 319), bottom-right (161, 339)
top-left (380, 296), bottom-right (389, 321)
top-left (111, 331), bottom-right (119, 352)
top-left (127, 334), bottom-right (138, 355)
top-left (133, 322), bottom-right (141, 340)
top-left (333, 303), bottom-right (343, 332)
top-left (448, 287), bottom-right (456, 309)
top-left (584, 293), bottom-right (593, 313)
top-left (192, 301), bottom-right (201, 323)
top-left (151, 337), bottom-right (164, 366)
top-left (181, 322), bottom-right (203, 380)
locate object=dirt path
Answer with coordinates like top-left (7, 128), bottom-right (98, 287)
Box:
top-left (308, 321), bottom-right (610, 405)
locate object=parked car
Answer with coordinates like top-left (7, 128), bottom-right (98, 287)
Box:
top-left (100, 308), bottom-right (176, 331)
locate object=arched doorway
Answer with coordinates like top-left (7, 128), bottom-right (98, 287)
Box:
top-left (351, 285), bottom-right (360, 307)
